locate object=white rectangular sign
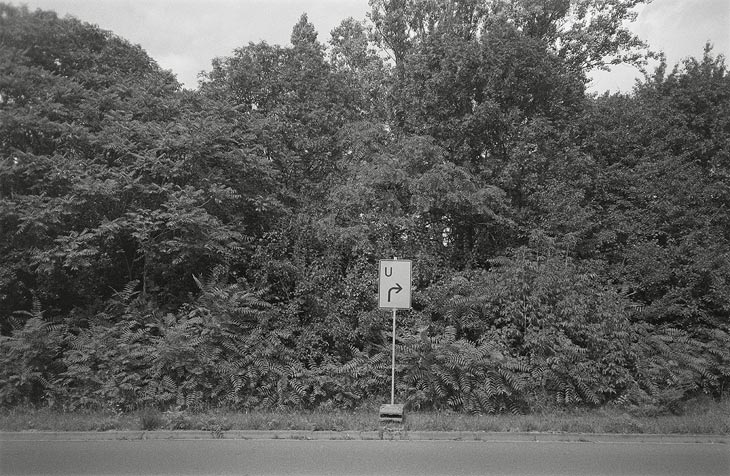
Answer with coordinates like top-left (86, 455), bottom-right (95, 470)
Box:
top-left (378, 259), bottom-right (412, 309)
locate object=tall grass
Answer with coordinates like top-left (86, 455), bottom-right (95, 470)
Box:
top-left (1, 397), bottom-right (727, 434)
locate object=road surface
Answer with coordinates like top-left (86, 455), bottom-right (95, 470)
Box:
top-left (2, 437), bottom-right (728, 475)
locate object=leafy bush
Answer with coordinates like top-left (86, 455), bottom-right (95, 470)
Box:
top-left (1, 2), bottom-right (728, 416)
top-left (417, 250), bottom-right (637, 409)
top-left (0, 300), bottom-right (65, 406)
top-left (394, 326), bottom-right (528, 413)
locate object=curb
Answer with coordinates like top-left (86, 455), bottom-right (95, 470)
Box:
top-left (1, 430), bottom-right (726, 444)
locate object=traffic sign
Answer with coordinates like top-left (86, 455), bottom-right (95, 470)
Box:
top-left (378, 259), bottom-right (411, 309)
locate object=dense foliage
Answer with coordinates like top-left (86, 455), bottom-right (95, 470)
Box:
top-left (1, 1), bottom-right (728, 414)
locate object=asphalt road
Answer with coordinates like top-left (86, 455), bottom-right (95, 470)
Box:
top-left (2, 438), bottom-right (728, 475)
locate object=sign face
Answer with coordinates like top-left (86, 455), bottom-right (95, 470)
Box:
top-left (378, 259), bottom-right (412, 309)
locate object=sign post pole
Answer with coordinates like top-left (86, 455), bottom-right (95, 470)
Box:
top-left (391, 307), bottom-right (396, 405)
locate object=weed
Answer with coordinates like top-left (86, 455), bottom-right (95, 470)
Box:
top-left (139, 408), bottom-right (163, 431)
top-left (163, 410), bottom-right (193, 430)
top-left (2, 395), bottom-right (728, 434)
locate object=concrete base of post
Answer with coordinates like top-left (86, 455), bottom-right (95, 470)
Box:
top-left (379, 403), bottom-right (405, 423)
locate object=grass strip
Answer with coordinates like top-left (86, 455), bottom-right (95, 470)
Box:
top-left (2, 398), bottom-right (727, 434)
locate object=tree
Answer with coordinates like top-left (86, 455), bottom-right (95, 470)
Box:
top-left (329, 17), bottom-right (389, 118)
top-left (1, 4), bottom-right (175, 318)
top-left (201, 15), bottom-right (364, 206)
top-left (1, 4), bottom-right (278, 320)
top-left (583, 47), bottom-right (730, 328)
top-left (578, 47), bottom-right (730, 400)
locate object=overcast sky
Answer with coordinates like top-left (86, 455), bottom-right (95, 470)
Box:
top-left (11, 0), bottom-right (730, 93)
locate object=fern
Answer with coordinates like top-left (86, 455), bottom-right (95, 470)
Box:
top-left (0, 299), bottom-right (65, 406)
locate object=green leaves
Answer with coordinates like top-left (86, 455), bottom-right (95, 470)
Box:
top-left (1, 1), bottom-right (727, 413)
top-left (0, 299), bottom-right (65, 406)
top-left (391, 325), bottom-right (526, 413)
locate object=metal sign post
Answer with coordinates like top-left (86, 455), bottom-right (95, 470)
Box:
top-left (391, 307), bottom-right (396, 405)
top-left (378, 258), bottom-right (411, 422)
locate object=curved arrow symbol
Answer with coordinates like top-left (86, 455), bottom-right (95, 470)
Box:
top-left (388, 283), bottom-right (402, 302)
